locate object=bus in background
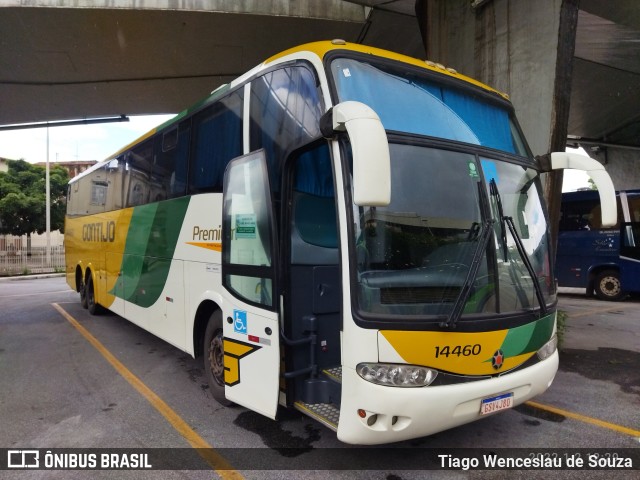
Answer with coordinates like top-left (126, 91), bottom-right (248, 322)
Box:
top-left (557, 189), bottom-right (640, 300)
top-left (65, 40), bottom-right (617, 444)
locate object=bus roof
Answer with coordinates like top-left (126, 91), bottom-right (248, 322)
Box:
top-left (265, 40), bottom-right (509, 100)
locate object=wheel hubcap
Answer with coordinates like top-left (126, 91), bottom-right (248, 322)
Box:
top-left (600, 276), bottom-right (621, 296)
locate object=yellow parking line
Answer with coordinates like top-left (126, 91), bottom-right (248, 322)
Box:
top-left (567, 304), bottom-right (632, 319)
top-left (525, 400), bottom-right (640, 438)
top-left (52, 303), bottom-right (243, 479)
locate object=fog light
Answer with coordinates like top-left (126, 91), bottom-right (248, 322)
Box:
top-left (537, 335), bottom-right (558, 361)
top-left (356, 363), bottom-right (437, 387)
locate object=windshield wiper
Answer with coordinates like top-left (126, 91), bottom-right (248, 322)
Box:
top-left (440, 218), bottom-right (494, 329)
top-left (503, 216), bottom-right (548, 316)
top-left (489, 179), bottom-right (548, 316)
top-left (490, 179), bottom-right (509, 261)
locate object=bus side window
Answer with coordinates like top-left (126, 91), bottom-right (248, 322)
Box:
top-left (189, 90), bottom-right (243, 194)
top-left (560, 200), bottom-right (598, 231)
top-left (249, 64), bottom-right (324, 193)
top-left (627, 194), bottom-right (640, 222)
top-left (223, 151), bottom-right (275, 307)
top-left (125, 140), bottom-right (153, 207)
top-left (170, 120), bottom-right (190, 198)
top-left (153, 127), bottom-right (177, 201)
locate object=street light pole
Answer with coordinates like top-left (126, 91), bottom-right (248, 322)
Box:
top-left (46, 126), bottom-right (51, 267)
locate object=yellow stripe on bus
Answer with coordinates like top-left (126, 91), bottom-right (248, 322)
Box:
top-left (186, 241), bottom-right (223, 252)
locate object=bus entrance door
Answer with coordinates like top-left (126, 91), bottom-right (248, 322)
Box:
top-left (222, 301), bottom-right (280, 419)
top-left (221, 150), bottom-right (280, 419)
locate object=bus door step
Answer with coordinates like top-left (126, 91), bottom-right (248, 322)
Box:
top-left (294, 401), bottom-right (340, 432)
top-left (322, 366), bottom-right (342, 383)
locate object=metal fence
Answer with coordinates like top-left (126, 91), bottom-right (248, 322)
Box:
top-left (0, 235), bottom-right (65, 276)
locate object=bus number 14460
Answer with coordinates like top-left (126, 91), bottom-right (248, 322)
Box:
top-left (435, 344), bottom-right (482, 358)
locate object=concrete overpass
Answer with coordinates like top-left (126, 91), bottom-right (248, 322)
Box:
top-left (0, 1), bottom-right (423, 125)
top-left (1, 0), bottom-right (639, 189)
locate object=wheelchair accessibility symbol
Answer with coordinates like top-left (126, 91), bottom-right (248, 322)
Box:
top-left (233, 309), bottom-right (247, 335)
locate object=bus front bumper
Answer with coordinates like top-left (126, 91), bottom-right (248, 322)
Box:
top-left (336, 351), bottom-right (558, 445)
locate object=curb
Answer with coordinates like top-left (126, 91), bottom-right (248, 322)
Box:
top-left (0, 273), bottom-right (65, 282)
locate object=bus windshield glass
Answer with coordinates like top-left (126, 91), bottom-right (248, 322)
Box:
top-left (330, 57), bottom-right (555, 321)
top-left (350, 144), bottom-right (555, 319)
top-left (330, 57), bottom-right (528, 156)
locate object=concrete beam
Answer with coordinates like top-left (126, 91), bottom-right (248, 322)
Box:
top-left (0, 0), bottom-right (366, 22)
top-left (583, 146), bottom-right (640, 191)
top-left (0, 2), bottom-right (367, 125)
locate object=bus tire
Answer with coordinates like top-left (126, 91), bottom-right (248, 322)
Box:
top-left (594, 270), bottom-right (624, 301)
top-left (85, 274), bottom-right (102, 315)
top-left (204, 310), bottom-right (234, 406)
top-left (80, 278), bottom-right (88, 309)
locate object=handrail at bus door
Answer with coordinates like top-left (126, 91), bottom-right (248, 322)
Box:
top-left (281, 315), bottom-right (318, 379)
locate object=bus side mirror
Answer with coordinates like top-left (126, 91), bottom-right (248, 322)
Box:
top-left (550, 152), bottom-right (617, 227)
top-left (321, 101), bottom-right (391, 206)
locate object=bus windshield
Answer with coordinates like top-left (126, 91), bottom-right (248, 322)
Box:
top-left (331, 57), bottom-right (555, 322)
top-left (350, 144), bottom-right (554, 320)
top-left (330, 57), bottom-right (528, 156)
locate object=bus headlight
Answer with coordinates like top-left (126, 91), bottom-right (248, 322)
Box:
top-left (356, 363), bottom-right (438, 387)
top-left (536, 335), bottom-right (558, 361)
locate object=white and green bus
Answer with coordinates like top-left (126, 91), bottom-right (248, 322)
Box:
top-left (65, 40), bottom-right (616, 444)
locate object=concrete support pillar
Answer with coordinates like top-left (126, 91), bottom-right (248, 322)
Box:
top-left (582, 145), bottom-right (640, 191)
top-left (416, 0), bottom-right (580, 247)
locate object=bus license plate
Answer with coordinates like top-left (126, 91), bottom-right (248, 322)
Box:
top-left (480, 392), bottom-right (514, 415)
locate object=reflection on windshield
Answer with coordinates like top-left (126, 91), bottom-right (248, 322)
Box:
top-left (352, 145), bottom-right (555, 320)
top-left (483, 159), bottom-right (555, 312)
top-left (354, 145), bottom-right (488, 317)
top-left (331, 57), bottom-right (528, 156)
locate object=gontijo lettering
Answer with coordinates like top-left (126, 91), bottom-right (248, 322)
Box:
top-left (82, 221), bottom-right (116, 242)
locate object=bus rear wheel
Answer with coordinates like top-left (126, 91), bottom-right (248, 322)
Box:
top-left (594, 270), bottom-right (624, 301)
top-left (80, 278), bottom-right (88, 309)
top-left (204, 311), bottom-right (233, 406)
top-left (85, 275), bottom-right (102, 315)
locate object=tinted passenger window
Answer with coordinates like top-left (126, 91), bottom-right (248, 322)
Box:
top-left (250, 65), bottom-right (323, 191)
top-left (189, 90), bottom-right (244, 193)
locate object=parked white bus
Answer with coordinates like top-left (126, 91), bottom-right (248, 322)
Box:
top-left (65, 40), bottom-right (616, 444)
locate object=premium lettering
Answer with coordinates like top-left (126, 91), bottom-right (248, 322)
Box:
top-left (192, 225), bottom-right (222, 242)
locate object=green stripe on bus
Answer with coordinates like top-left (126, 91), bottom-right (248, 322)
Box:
top-left (111, 196), bottom-right (191, 308)
top-left (500, 313), bottom-right (555, 357)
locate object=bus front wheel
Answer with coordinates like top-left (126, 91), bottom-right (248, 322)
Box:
top-left (594, 270), bottom-right (624, 301)
top-left (204, 311), bottom-right (234, 406)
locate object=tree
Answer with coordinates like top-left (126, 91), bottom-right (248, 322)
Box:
top-left (0, 159), bottom-right (69, 245)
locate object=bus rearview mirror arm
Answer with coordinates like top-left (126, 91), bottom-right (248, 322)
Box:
top-left (321, 101), bottom-right (391, 207)
top-left (538, 152), bottom-right (617, 228)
